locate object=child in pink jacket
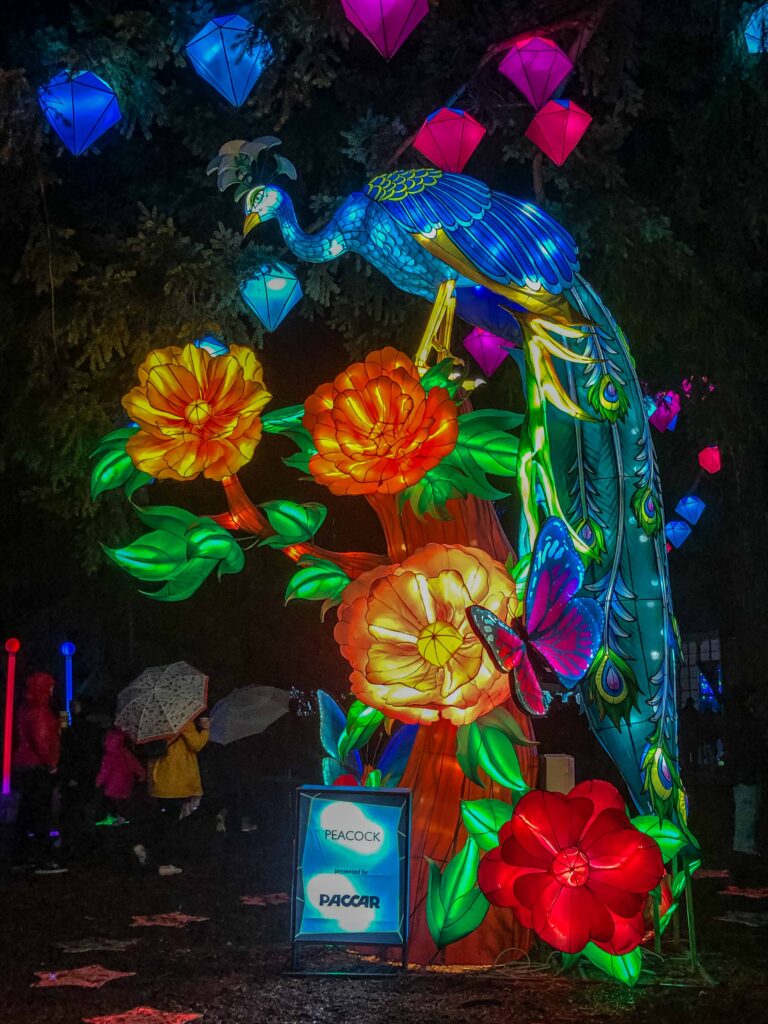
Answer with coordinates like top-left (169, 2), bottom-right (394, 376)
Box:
top-left (96, 728), bottom-right (145, 820)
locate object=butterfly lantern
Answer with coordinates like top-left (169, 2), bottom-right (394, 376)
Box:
top-left (317, 690), bottom-right (417, 787)
top-left (468, 517), bottom-right (603, 716)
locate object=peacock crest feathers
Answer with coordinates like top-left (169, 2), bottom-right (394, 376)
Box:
top-left (587, 373), bottom-right (630, 423)
top-left (207, 137), bottom-right (297, 205)
top-left (586, 646), bottom-right (640, 726)
top-left (631, 484), bottom-right (662, 537)
top-left (366, 168), bottom-right (443, 203)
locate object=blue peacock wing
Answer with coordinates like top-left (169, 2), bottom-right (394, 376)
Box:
top-left (365, 168), bottom-right (579, 294)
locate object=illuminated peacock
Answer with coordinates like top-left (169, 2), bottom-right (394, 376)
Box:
top-left (211, 139), bottom-right (684, 824)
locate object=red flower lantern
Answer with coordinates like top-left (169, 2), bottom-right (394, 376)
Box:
top-left (525, 99), bottom-right (592, 166)
top-left (412, 108), bottom-right (486, 173)
top-left (477, 780), bottom-right (664, 955)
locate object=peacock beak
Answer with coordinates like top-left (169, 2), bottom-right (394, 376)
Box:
top-left (243, 212), bottom-right (261, 236)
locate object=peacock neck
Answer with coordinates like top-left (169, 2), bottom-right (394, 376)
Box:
top-left (275, 200), bottom-right (346, 264)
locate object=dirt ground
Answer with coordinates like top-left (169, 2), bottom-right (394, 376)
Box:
top-left (1, 773), bottom-right (767, 1024)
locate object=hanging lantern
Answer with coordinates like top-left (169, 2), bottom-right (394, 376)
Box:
top-left (185, 15), bottom-right (272, 107)
top-left (239, 263), bottom-right (302, 331)
top-left (463, 328), bottom-right (510, 376)
top-left (498, 36), bottom-right (573, 110)
top-left (38, 71), bottom-right (121, 156)
top-left (745, 5), bottom-right (768, 53)
top-left (698, 445), bottom-right (721, 474)
top-left (340, 0), bottom-right (429, 60)
top-left (665, 520), bottom-right (691, 549)
top-left (524, 99), bottom-right (591, 166)
top-left (412, 108), bottom-right (486, 173)
top-left (675, 496), bottom-right (705, 526)
top-left (649, 391), bottom-right (681, 432)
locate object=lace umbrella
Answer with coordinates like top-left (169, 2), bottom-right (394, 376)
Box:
top-left (116, 662), bottom-right (208, 743)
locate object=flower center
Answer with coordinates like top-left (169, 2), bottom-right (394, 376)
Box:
top-left (185, 399), bottom-right (214, 427)
top-left (417, 621), bottom-right (463, 667)
top-left (551, 847), bottom-right (590, 888)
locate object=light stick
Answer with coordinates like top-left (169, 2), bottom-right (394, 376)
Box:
top-left (60, 642), bottom-right (76, 722)
top-left (2, 638), bottom-right (20, 796)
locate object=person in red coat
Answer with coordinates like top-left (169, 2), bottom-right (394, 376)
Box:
top-left (13, 672), bottom-right (65, 873)
top-left (96, 728), bottom-right (145, 820)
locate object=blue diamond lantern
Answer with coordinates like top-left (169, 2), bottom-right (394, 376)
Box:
top-left (665, 520), bottom-right (692, 549)
top-left (185, 15), bottom-right (272, 107)
top-left (38, 70), bottom-right (121, 156)
top-left (745, 5), bottom-right (768, 53)
top-left (675, 495), bottom-right (705, 525)
top-left (239, 263), bottom-right (302, 332)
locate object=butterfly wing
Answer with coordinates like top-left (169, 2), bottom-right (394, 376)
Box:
top-left (524, 518), bottom-right (603, 686)
top-left (513, 648), bottom-right (548, 717)
top-left (467, 605), bottom-right (524, 671)
top-left (317, 690), bottom-right (363, 778)
top-left (376, 724), bottom-right (418, 787)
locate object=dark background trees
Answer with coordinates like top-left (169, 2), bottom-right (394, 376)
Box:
top-left (0, 0), bottom-right (765, 708)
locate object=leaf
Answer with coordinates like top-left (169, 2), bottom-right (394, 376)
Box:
top-left (364, 769), bottom-right (382, 788)
top-left (420, 358), bottom-right (460, 397)
top-left (91, 448), bottom-right (134, 499)
top-left (259, 500), bottom-right (327, 547)
top-left (90, 426), bottom-right (139, 458)
top-left (124, 470), bottom-right (152, 498)
top-left (377, 724), bottom-right (418, 786)
top-left (460, 799), bottom-right (514, 851)
top-left (630, 815), bottom-right (688, 862)
top-left (134, 505), bottom-right (201, 539)
top-left (457, 409), bottom-right (524, 432)
top-left (104, 530), bottom-right (187, 582)
top-left (337, 701), bottom-right (385, 762)
top-left (456, 713), bottom-right (531, 792)
top-left (262, 404), bottom-right (306, 433)
top-left (582, 943), bottom-right (642, 987)
top-left (426, 839), bottom-right (489, 949)
top-left (284, 559), bottom-right (350, 603)
top-left (479, 707), bottom-right (538, 746)
top-left (456, 423), bottom-right (519, 476)
top-left (317, 690), bottom-right (345, 758)
top-left (141, 558), bottom-right (217, 603)
top-left (185, 520), bottom-right (240, 562)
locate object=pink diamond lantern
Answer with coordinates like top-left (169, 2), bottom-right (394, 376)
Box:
top-left (698, 445), bottom-right (722, 474)
top-left (463, 328), bottom-right (510, 376)
top-left (525, 99), bottom-right (592, 165)
top-left (413, 108), bottom-right (486, 173)
top-left (649, 390), bottom-right (681, 432)
top-left (340, 0), bottom-right (428, 60)
top-left (499, 36), bottom-right (574, 110)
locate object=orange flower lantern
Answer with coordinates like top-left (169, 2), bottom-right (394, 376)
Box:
top-left (303, 347), bottom-right (458, 496)
top-left (122, 343), bottom-right (271, 481)
top-left (335, 543), bottom-right (518, 726)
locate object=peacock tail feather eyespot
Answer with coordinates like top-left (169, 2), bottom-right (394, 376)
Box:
top-left (587, 373), bottom-right (629, 423)
top-left (574, 516), bottom-right (606, 563)
top-left (631, 484), bottom-right (662, 537)
top-left (586, 647), bottom-right (639, 725)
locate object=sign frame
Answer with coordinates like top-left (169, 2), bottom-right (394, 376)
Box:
top-left (290, 785), bottom-right (411, 974)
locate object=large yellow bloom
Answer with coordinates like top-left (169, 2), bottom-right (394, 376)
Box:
top-left (334, 544), bottom-right (519, 727)
top-left (122, 343), bottom-right (271, 481)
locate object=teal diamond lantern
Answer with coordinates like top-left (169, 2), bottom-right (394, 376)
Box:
top-left (239, 263), bottom-right (302, 331)
top-left (185, 15), bottom-right (272, 107)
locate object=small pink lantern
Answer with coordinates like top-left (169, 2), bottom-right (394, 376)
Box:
top-left (412, 108), bottom-right (486, 173)
top-left (525, 99), bottom-right (592, 166)
top-left (499, 36), bottom-right (574, 110)
top-left (698, 445), bottom-right (722, 474)
top-left (463, 328), bottom-right (510, 376)
top-left (340, 0), bottom-right (428, 60)
top-left (649, 391), bottom-right (681, 432)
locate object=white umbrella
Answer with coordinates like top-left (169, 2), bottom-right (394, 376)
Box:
top-left (209, 685), bottom-right (290, 745)
top-left (116, 661), bottom-right (208, 744)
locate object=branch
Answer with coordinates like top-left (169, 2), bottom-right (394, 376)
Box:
top-left (214, 475), bottom-right (388, 578)
top-left (388, 1), bottom-right (612, 167)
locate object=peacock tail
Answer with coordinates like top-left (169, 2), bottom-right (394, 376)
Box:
top-left (541, 276), bottom-right (685, 823)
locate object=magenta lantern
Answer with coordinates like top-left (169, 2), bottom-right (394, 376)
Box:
top-left (698, 445), bottom-right (722, 474)
top-left (412, 108), bottom-right (486, 173)
top-left (463, 328), bottom-right (510, 376)
top-left (649, 391), bottom-right (681, 433)
top-left (525, 99), bottom-right (592, 166)
top-left (340, 0), bottom-right (428, 60)
top-left (499, 36), bottom-right (573, 110)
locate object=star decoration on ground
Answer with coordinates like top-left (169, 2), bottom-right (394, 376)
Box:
top-left (84, 1008), bottom-right (201, 1024)
top-left (33, 966), bottom-right (136, 988)
top-left (130, 913), bottom-right (208, 928)
top-left (240, 892), bottom-right (290, 906)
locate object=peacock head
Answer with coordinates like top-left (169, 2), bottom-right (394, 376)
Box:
top-left (243, 185), bottom-right (285, 236)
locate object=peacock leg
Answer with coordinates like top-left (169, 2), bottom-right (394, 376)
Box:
top-left (414, 278), bottom-right (457, 371)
